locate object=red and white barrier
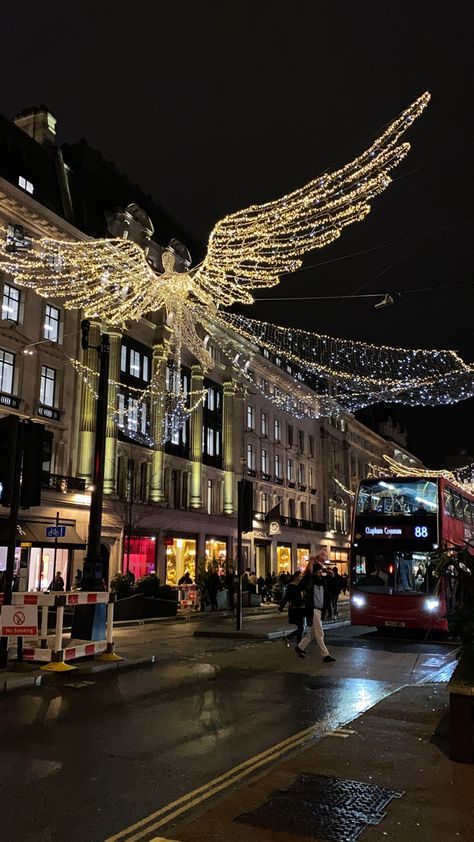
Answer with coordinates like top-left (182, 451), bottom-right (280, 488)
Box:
top-left (0, 591), bottom-right (121, 671)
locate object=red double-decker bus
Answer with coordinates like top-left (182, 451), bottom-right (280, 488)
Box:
top-left (350, 476), bottom-right (474, 632)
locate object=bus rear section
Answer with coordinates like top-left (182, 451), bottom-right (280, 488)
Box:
top-left (350, 477), bottom-right (448, 632)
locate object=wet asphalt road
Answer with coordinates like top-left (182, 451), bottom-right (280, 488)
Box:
top-left (0, 620), bottom-right (458, 842)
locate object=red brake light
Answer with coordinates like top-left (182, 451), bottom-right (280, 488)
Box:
top-left (389, 564), bottom-right (394, 574)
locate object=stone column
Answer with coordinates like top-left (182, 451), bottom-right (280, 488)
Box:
top-left (189, 365), bottom-right (204, 509)
top-left (77, 320), bottom-right (101, 483)
top-left (150, 342), bottom-right (167, 503)
top-left (104, 326), bottom-right (122, 495)
top-left (222, 380), bottom-right (235, 514)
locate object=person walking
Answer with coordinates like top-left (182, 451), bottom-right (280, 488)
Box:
top-left (225, 565), bottom-right (235, 611)
top-left (279, 570), bottom-right (308, 657)
top-left (209, 568), bottom-right (220, 610)
top-left (329, 566), bottom-right (343, 619)
top-left (298, 554), bottom-right (336, 663)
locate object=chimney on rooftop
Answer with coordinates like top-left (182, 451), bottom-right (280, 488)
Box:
top-left (14, 105), bottom-right (57, 146)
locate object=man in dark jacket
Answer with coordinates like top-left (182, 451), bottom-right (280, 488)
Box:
top-left (297, 553), bottom-right (335, 663)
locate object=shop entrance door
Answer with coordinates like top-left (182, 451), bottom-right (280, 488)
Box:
top-left (255, 542), bottom-right (270, 577)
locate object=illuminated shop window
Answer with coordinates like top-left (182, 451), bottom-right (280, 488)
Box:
top-left (166, 537), bottom-right (196, 585)
top-left (123, 535), bottom-right (156, 580)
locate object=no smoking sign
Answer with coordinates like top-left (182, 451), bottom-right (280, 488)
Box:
top-left (1, 605), bottom-right (38, 636)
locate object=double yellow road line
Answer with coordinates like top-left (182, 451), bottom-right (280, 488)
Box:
top-left (105, 720), bottom-right (327, 842)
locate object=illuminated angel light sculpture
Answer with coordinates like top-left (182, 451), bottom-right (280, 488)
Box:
top-left (0, 92), bottom-right (431, 374)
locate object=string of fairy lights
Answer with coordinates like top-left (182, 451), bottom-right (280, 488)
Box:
top-left (68, 356), bottom-right (207, 447)
top-left (201, 308), bottom-right (474, 412)
top-left (382, 455), bottom-right (474, 495)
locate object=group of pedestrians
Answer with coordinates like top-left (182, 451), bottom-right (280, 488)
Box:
top-left (279, 548), bottom-right (338, 663)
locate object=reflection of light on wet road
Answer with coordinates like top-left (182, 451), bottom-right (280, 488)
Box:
top-left (352, 680), bottom-right (379, 714)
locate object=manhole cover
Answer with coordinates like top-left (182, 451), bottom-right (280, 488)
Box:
top-left (235, 773), bottom-right (403, 841)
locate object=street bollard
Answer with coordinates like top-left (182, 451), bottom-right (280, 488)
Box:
top-left (96, 594), bottom-right (123, 662)
top-left (40, 605), bottom-right (49, 648)
top-left (41, 595), bottom-right (76, 672)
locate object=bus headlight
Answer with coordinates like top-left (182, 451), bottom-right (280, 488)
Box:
top-left (351, 594), bottom-right (366, 608)
top-left (424, 598), bottom-right (439, 612)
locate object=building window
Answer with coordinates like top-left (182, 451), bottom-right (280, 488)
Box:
top-left (0, 349), bottom-right (14, 393)
top-left (2, 284), bottom-right (20, 322)
top-left (300, 501), bottom-right (307, 520)
top-left (261, 411), bottom-right (268, 436)
top-left (207, 479), bottom-right (213, 514)
top-left (18, 175), bottom-right (34, 194)
top-left (274, 453), bottom-right (282, 479)
top-left (40, 366), bottom-right (56, 407)
top-left (298, 430), bottom-right (305, 452)
top-left (287, 423), bottom-right (293, 447)
top-left (117, 392), bottom-right (150, 443)
top-left (262, 492), bottom-right (268, 513)
top-left (207, 386), bottom-right (220, 411)
top-left (298, 464), bottom-right (305, 485)
top-left (120, 342), bottom-right (151, 382)
top-left (287, 458), bottom-right (293, 482)
top-left (247, 442), bottom-right (255, 470)
top-left (43, 304), bottom-right (60, 342)
top-left (274, 418), bottom-right (281, 441)
top-left (309, 434), bottom-right (314, 457)
top-left (261, 448), bottom-right (268, 474)
top-left (309, 467), bottom-right (313, 489)
top-left (247, 404), bottom-right (255, 430)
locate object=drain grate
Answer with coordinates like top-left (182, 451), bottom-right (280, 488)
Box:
top-left (235, 773), bottom-right (404, 841)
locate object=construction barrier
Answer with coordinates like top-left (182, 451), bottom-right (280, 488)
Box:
top-left (0, 591), bottom-right (122, 671)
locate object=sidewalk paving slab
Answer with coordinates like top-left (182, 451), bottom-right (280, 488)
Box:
top-left (165, 683), bottom-right (474, 842)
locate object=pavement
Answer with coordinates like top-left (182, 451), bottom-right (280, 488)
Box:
top-left (160, 682), bottom-right (474, 842)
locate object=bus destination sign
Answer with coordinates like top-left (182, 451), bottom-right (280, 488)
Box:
top-left (362, 523), bottom-right (433, 540)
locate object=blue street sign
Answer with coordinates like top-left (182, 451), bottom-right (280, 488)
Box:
top-left (46, 526), bottom-right (66, 538)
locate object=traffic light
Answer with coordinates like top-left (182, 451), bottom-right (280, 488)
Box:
top-left (0, 414), bottom-right (19, 507)
top-left (20, 421), bottom-right (46, 507)
top-left (238, 478), bottom-right (254, 533)
top-left (81, 319), bottom-right (91, 350)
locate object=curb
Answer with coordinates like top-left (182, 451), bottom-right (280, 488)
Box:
top-left (0, 671), bottom-right (43, 692)
top-left (71, 654), bottom-right (156, 675)
top-left (112, 607), bottom-right (281, 629)
top-left (193, 620), bottom-right (350, 640)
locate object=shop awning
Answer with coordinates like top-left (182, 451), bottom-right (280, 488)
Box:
top-left (0, 519), bottom-right (86, 549)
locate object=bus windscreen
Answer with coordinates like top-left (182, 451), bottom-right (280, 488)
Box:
top-left (356, 479), bottom-right (438, 517)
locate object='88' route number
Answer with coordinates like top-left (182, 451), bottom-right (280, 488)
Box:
top-left (414, 526), bottom-right (428, 538)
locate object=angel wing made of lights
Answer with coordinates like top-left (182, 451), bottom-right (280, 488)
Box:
top-left (0, 92), bottom-right (430, 353)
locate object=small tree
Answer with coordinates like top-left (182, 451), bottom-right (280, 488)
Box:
top-left (432, 542), bottom-right (474, 681)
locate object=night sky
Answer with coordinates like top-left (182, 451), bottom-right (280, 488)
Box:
top-left (2, 1), bottom-right (473, 466)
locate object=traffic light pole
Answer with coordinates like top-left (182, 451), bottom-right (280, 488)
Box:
top-left (81, 324), bottom-right (110, 590)
top-left (0, 417), bottom-right (23, 669)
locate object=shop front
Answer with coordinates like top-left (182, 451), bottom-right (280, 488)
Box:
top-left (123, 535), bottom-right (157, 580)
top-left (296, 544), bottom-right (310, 570)
top-left (0, 518), bottom-right (86, 592)
top-left (330, 545), bottom-right (350, 575)
top-left (276, 542), bottom-right (292, 574)
top-left (165, 535), bottom-right (197, 585)
top-left (205, 536), bottom-right (228, 574)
